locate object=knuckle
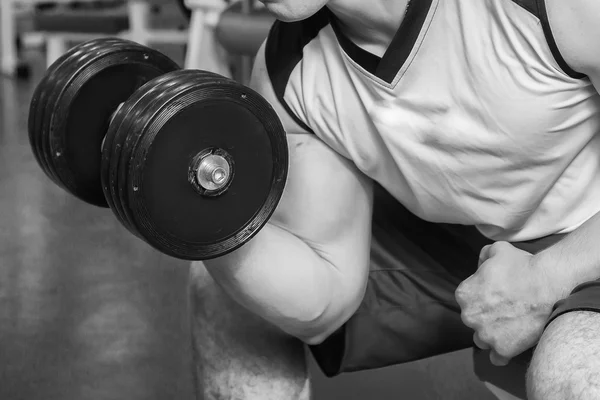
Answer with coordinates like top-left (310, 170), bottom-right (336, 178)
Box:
top-left (473, 332), bottom-right (488, 348)
top-left (477, 330), bottom-right (493, 344)
top-left (456, 278), bottom-right (472, 293)
top-left (459, 310), bottom-right (470, 325)
top-left (492, 342), bottom-right (512, 358)
top-left (460, 311), bottom-right (476, 327)
top-left (494, 241), bottom-right (511, 250)
top-left (455, 288), bottom-right (471, 308)
top-left (455, 284), bottom-right (466, 299)
top-left (454, 284), bottom-right (466, 300)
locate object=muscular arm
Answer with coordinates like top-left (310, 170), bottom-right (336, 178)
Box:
top-left (530, 0), bottom-right (600, 301)
top-left (203, 44), bottom-right (373, 345)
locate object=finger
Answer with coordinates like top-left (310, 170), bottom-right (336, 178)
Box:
top-left (455, 281), bottom-right (471, 308)
top-left (478, 245), bottom-right (493, 267)
top-left (489, 350), bottom-right (511, 367)
top-left (473, 332), bottom-right (490, 350)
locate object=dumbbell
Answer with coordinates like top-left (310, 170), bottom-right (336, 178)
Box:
top-left (28, 38), bottom-right (288, 260)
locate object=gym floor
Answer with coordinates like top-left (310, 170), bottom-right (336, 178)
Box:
top-left (0, 48), bottom-right (496, 400)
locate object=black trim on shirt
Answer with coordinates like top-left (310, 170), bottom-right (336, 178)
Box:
top-left (264, 10), bottom-right (330, 133)
top-left (328, 12), bottom-right (380, 76)
top-left (511, 0), bottom-right (586, 79)
top-left (328, 0), bottom-right (434, 84)
top-left (511, 0), bottom-right (538, 16)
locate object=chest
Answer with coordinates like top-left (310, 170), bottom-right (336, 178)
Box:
top-left (302, 19), bottom-right (599, 176)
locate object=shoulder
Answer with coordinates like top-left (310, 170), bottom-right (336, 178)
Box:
top-left (545, 0), bottom-right (600, 77)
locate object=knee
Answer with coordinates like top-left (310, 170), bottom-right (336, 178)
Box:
top-left (526, 352), bottom-right (557, 400)
top-left (188, 261), bottom-right (244, 324)
top-left (187, 263), bottom-right (310, 400)
top-left (189, 261), bottom-right (222, 312)
top-left (527, 312), bottom-right (600, 400)
top-left (527, 353), bottom-right (588, 400)
top-left (189, 261), bottom-right (218, 298)
top-left (188, 261), bottom-right (291, 340)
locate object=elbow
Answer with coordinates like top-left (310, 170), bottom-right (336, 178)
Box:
top-left (293, 275), bottom-right (366, 346)
top-left (299, 329), bottom-right (331, 346)
top-left (301, 330), bottom-right (335, 346)
top-left (285, 297), bottom-right (356, 347)
top-left (283, 303), bottom-right (332, 346)
top-left (269, 256), bottom-right (367, 346)
top-left (274, 296), bottom-right (339, 345)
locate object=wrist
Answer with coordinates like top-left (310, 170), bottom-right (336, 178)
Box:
top-left (531, 251), bottom-right (574, 303)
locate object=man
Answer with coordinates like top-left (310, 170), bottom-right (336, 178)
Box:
top-left (189, 0), bottom-right (600, 399)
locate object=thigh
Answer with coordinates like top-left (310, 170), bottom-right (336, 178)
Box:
top-left (188, 262), bottom-right (310, 398)
top-left (189, 262), bottom-right (306, 361)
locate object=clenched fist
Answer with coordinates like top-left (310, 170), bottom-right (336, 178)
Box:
top-left (455, 241), bottom-right (561, 366)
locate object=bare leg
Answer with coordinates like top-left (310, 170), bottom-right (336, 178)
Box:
top-left (527, 311), bottom-right (600, 400)
top-left (188, 262), bottom-right (311, 400)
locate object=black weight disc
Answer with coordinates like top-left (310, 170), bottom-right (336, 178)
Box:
top-left (43, 39), bottom-right (161, 206)
top-left (97, 63), bottom-right (166, 230)
top-left (115, 73), bottom-right (199, 234)
top-left (38, 40), bottom-right (128, 200)
top-left (116, 71), bottom-right (231, 242)
top-left (109, 70), bottom-right (226, 237)
top-left (29, 39), bottom-right (109, 185)
top-left (114, 70), bottom-right (223, 238)
top-left (30, 40), bottom-right (99, 182)
top-left (29, 64), bottom-right (65, 181)
top-left (102, 72), bottom-right (171, 233)
top-left (39, 39), bottom-right (130, 188)
top-left (46, 39), bottom-right (180, 207)
top-left (36, 39), bottom-right (132, 191)
top-left (125, 72), bottom-right (288, 260)
top-left (30, 74), bottom-right (60, 182)
top-left (103, 71), bottom-right (190, 235)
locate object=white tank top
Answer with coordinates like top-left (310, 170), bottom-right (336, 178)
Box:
top-left (264, 0), bottom-right (600, 242)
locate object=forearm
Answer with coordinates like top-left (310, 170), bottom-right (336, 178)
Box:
top-left (205, 222), bottom-right (367, 344)
top-left (533, 212), bottom-right (600, 297)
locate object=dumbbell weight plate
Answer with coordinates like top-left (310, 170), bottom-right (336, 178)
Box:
top-left (46, 39), bottom-right (179, 207)
top-left (29, 54), bottom-right (70, 182)
top-left (29, 39), bottom-right (114, 185)
top-left (102, 70), bottom-right (187, 232)
top-left (39, 39), bottom-right (133, 188)
top-left (41, 39), bottom-right (140, 189)
top-left (110, 70), bottom-right (225, 238)
top-left (29, 39), bottom-right (104, 182)
top-left (44, 39), bottom-right (180, 207)
top-left (105, 70), bottom-right (216, 235)
top-left (116, 71), bottom-right (237, 251)
top-left (119, 71), bottom-right (288, 260)
top-left (33, 38), bottom-right (147, 202)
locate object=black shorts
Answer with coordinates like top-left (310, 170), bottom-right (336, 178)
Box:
top-left (309, 184), bottom-right (600, 398)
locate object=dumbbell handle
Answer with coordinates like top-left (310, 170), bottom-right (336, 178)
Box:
top-left (195, 154), bottom-right (231, 191)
